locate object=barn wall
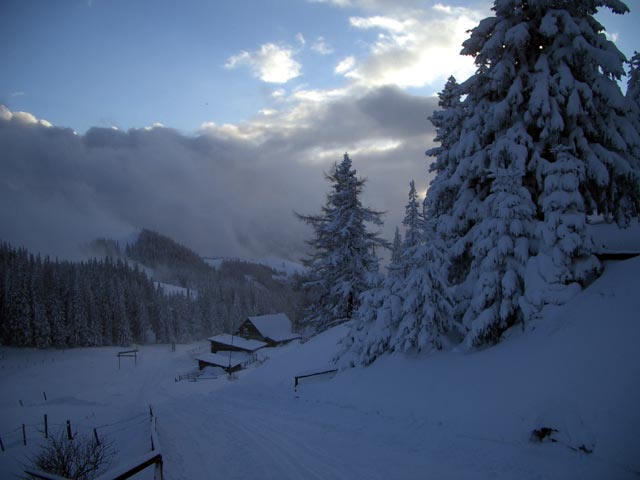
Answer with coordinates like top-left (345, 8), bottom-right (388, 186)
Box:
top-left (236, 320), bottom-right (266, 342)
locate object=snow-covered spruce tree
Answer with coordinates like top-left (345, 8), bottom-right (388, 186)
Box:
top-left (521, 150), bottom-right (599, 317)
top-left (463, 165), bottom-right (535, 345)
top-left (391, 179), bottom-right (457, 353)
top-left (340, 272), bottom-right (402, 366)
top-left (297, 153), bottom-right (387, 331)
top-left (425, 0), bottom-right (640, 345)
top-left (340, 182), bottom-right (455, 366)
top-left (628, 51), bottom-right (640, 112)
top-left (627, 51), bottom-right (640, 157)
top-left (387, 226), bottom-right (403, 277)
top-left (400, 180), bottom-right (423, 270)
top-left (425, 76), bottom-right (466, 219)
top-left (339, 182), bottom-right (422, 365)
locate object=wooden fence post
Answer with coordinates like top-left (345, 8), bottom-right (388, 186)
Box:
top-left (44, 414), bottom-right (48, 439)
top-left (93, 428), bottom-right (100, 446)
top-left (66, 421), bottom-right (72, 440)
top-left (22, 424), bottom-right (26, 446)
top-left (155, 456), bottom-right (163, 480)
top-left (43, 391), bottom-right (47, 401)
top-left (0, 435), bottom-right (4, 452)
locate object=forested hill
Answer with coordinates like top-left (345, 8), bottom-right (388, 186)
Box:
top-left (0, 232), bottom-right (306, 348)
top-left (125, 229), bottom-right (211, 288)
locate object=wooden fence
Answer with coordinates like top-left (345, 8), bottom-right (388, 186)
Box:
top-left (23, 410), bottom-right (163, 480)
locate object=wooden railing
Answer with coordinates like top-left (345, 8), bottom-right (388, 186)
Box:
top-left (174, 371), bottom-right (203, 382)
top-left (294, 368), bottom-right (338, 388)
top-left (116, 350), bottom-right (138, 369)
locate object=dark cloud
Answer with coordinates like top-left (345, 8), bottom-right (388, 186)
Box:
top-left (0, 87), bottom-right (438, 261)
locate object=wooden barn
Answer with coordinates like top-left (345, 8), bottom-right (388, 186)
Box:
top-left (235, 313), bottom-right (301, 347)
top-left (207, 333), bottom-right (266, 354)
top-left (195, 351), bottom-right (256, 373)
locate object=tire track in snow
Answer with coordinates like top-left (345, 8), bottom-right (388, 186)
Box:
top-left (158, 389), bottom-right (373, 480)
top-left (216, 399), bottom-right (357, 480)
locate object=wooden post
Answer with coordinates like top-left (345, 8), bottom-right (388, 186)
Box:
top-left (93, 428), bottom-right (100, 446)
top-left (19, 399), bottom-right (23, 407)
top-left (149, 405), bottom-right (154, 418)
top-left (43, 391), bottom-right (47, 401)
top-left (0, 434), bottom-right (4, 452)
top-left (44, 414), bottom-right (48, 439)
top-left (155, 456), bottom-right (163, 480)
top-left (22, 424), bottom-right (26, 446)
top-left (66, 420), bottom-right (72, 440)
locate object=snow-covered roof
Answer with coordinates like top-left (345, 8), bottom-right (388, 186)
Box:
top-left (247, 313), bottom-right (301, 343)
top-left (588, 220), bottom-right (640, 254)
top-left (195, 352), bottom-right (251, 369)
top-left (207, 334), bottom-right (266, 351)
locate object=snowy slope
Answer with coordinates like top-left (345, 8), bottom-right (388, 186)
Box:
top-left (154, 281), bottom-right (197, 298)
top-left (1, 257), bottom-right (638, 479)
top-left (203, 256), bottom-right (306, 277)
top-left (160, 256), bottom-right (640, 479)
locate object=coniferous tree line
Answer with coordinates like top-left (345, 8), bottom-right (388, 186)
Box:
top-left (125, 229), bottom-right (212, 289)
top-left (0, 234), bottom-right (304, 348)
top-left (124, 229), bottom-right (305, 331)
top-left (1, 242), bottom-right (165, 347)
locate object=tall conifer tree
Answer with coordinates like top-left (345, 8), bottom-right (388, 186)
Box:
top-left (298, 153), bottom-right (387, 330)
top-left (425, 0), bottom-right (640, 344)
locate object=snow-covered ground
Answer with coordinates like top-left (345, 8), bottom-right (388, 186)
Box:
top-left (203, 256), bottom-right (306, 277)
top-left (1, 257), bottom-right (639, 479)
top-left (154, 281), bottom-right (197, 298)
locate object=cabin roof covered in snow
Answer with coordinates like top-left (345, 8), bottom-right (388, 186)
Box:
top-left (207, 334), bottom-right (267, 351)
top-left (588, 220), bottom-right (640, 254)
top-left (247, 313), bottom-right (301, 342)
top-left (195, 352), bottom-right (251, 369)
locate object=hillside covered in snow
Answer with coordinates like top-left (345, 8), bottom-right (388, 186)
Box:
top-left (1, 256), bottom-right (638, 479)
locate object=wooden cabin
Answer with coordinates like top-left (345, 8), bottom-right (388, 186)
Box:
top-left (195, 352), bottom-right (254, 373)
top-left (207, 333), bottom-right (266, 354)
top-left (235, 313), bottom-right (301, 347)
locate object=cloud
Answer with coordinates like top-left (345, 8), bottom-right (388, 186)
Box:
top-left (0, 105), bottom-right (52, 127)
top-left (350, 15), bottom-right (406, 32)
top-left (311, 37), bottom-right (334, 55)
top-left (343, 4), bottom-right (489, 88)
top-left (225, 43), bottom-right (302, 83)
top-left (335, 56), bottom-right (356, 74)
top-left (307, 1), bottom-right (490, 89)
top-left (0, 88), bottom-right (438, 261)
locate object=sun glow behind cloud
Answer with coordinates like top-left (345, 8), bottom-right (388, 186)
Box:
top-left (225, 43), bottom-right (302, 84)
top-left (342, 4), bottom-right (486, 88)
